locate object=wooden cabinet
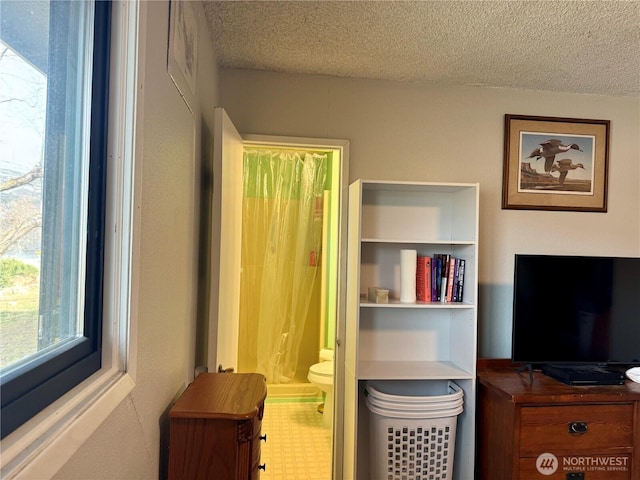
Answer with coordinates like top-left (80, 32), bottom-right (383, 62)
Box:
top-left (477, 369), bottom-right (640, 480)
top-left (342, 181), bottom-right (479, 479)
top-left (169, 373), bottom-right (267, 480)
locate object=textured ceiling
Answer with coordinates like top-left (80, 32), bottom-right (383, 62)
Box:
top-left (202, 0), bottom-right (640, 97)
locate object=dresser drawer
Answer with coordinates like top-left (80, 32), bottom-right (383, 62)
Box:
top-left (519, 454), bottom-right (632, 479)
top-left (252, 434), bottom-right (262, 468)
top-left (252, 407), bottom-right (265, 480)
top-left (519, 404), bottom-right (634, 455)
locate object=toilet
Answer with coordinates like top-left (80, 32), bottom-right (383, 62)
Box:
top-left (307, 348), bottom-right (334, 427)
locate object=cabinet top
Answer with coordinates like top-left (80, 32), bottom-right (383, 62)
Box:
top-left (478, 369), bottom-right (640, 404)
top-left (170, 373), bottom-right (267, 420)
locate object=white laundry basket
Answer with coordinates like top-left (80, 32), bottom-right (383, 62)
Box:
top-left (364, 381), bottom-right (463, 480)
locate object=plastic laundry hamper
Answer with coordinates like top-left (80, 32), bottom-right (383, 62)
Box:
top-left (364, 381), bottom-right (463, 480)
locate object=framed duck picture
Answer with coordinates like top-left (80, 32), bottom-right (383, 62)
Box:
top-left (502, 114), bottom-right (610, 212)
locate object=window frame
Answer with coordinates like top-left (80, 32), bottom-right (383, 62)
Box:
top-left (0, 0), bottom-right (143, 477)
top-left (0, 0), bottom-right (111, 440)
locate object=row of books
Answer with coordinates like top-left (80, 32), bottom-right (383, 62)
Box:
top-left (416, 254), bottom-right (465, 303)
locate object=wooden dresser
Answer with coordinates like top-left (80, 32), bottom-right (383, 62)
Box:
top-left (169, 373), bottom-right (267, 480)
top-left (477, 368), bottom-right (640, 480)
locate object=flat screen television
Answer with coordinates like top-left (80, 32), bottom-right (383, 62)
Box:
top-left (511, 254), bottom-right (640, 371)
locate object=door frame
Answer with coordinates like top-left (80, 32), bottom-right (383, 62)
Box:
top-left (208, 107), bottom-right (350, 479)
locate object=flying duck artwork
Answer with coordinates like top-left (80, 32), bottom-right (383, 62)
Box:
top-left (517, 133), bottom-right (593, 193)
top-left (504, 115), bottom-right (608, 211)
top-left (550, 158), bottom-right (585, 185)
top-left (527, 139), bottom-right (583, 173)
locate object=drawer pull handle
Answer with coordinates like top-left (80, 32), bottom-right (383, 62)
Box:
top-left (259, 464), bottom-right (266, 471)
top-left (260, 434), bottom-right (267, 442)
top-left (568, 422), bottom-right (588, 434)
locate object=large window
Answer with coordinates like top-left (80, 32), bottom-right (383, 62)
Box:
top-left (0, 0), bottom-right (111, 438)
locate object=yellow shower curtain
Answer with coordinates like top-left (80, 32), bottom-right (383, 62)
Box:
top-left (239, 149), bottom-right (327, 384)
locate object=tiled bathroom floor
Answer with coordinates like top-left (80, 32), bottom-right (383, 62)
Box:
top-left (261, 400), bottom-right (332, 480)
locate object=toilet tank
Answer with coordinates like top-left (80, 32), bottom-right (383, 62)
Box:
top-left (319, 348), bottom-right (334, 362)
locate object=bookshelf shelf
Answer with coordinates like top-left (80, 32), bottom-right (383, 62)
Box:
top-left (359, 296), bottom-right (474, 309)
top-left (358, 360), bottom-right (474, 380)
top-left (361, 238), bottom-right (476, 245)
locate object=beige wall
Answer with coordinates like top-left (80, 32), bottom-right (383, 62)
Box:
top-left (218, 68), bottom-right (640, 358)
top-left (47, 6), bottom-right (639, 476)
top-left (53, 2), bottom-right (218, 478)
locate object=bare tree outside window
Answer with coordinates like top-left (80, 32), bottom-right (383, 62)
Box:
top-left (1, 0), bottom-right (109, 439)
top-left (0, 42), bottom-right (46, 369)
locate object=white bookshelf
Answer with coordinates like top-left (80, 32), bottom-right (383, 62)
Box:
top-left (342, 180), bottom-right (479, 480)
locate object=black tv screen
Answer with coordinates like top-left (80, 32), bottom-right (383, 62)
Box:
top-left (511, 254), bottom-right (640, 366)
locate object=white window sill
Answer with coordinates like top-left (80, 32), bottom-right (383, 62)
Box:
top-left (0, 369), bottom-right (135, 480)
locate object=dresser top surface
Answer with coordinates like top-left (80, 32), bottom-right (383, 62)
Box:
top-left (478, 368), bottom-right (640, 404)
top-left (170, 373), bottom-right (267, 420)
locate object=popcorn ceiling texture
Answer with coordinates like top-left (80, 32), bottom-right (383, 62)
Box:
top-left (202, 0), bottom-right (640, 97)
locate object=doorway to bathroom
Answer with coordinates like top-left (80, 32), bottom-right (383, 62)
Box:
top-left (238, 146), bottom-right (335, 389)
top-left (208, 108), bottom-right (349, 479)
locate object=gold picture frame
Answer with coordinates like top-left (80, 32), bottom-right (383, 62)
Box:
top-left (502, 114), bottom-right (610, 212)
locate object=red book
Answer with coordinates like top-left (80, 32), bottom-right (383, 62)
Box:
top-left (416, 255), bottom-right (432, 302)
top-left (446, 257), bottom-right (456, 302)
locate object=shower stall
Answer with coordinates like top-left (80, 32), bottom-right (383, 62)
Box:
top-left (237, 147), bottom-right (334, 394)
